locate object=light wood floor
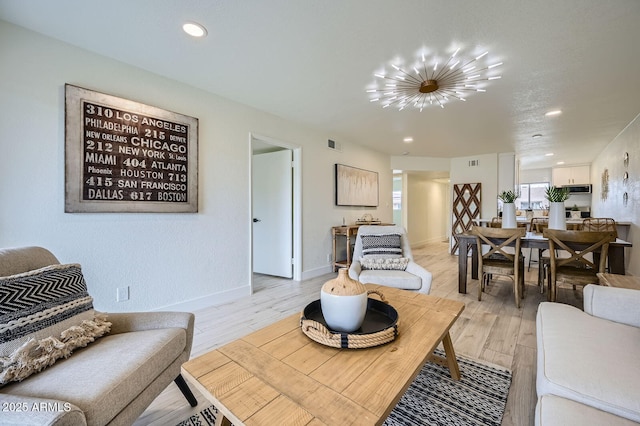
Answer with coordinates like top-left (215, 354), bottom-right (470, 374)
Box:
top-left (134, 241), bottom-right (583, 426)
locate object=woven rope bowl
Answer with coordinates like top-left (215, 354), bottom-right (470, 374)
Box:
top-left (300, 290), bottom-right (399, 349)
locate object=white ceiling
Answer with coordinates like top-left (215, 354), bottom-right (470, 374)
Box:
top-left (2, 0), bottom-right (639, 170)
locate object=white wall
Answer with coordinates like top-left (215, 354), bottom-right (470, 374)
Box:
top-left (498, 153), bottom-right (516, 194)
top-left (591, 112), bottom-right (640, 275)
top-left (389, 156), bottom-right (451, 245)
top-left (0, 21), bottom-right (392, 311)
top-left (405, 175), bottom-right (449, 246)
top-left (450, 153), bottom-right (499, 220)
top-left (520, 168), bottom-right (552, 184)
top-left (390, 155), bottom-right (451, 172)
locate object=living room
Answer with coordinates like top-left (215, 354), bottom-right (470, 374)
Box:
top-left (1, 2), bottom-right (640, 425)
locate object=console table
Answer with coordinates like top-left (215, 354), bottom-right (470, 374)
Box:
top-left (331, 223), bottom-right (392, 271)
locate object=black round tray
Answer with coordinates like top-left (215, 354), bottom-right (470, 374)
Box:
top-left (302, 298), bottom-right (398, 335)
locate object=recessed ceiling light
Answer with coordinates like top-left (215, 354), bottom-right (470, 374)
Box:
top-left (183, 22), bottom-right (207, 38)
top-left (557, 161), bottom-right (565, 165)
top-left (403, 137), bottom-right (414, 143)
top-left (402, 151), bottom-right (410, 156)
top-left (545, 110), bottom-right (562, 117)
top-left (545, 153), bottom-right (554, 157)
top-left (532, 134), bottom-right (543, 139)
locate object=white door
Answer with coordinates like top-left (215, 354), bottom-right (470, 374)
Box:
top-left (252, 149), bottom-right (293, 278)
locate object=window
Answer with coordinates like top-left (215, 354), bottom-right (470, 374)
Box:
top-left (392, 175), bottom-right (402, 226)
top-left (516, 182), bottom-right (550, 210)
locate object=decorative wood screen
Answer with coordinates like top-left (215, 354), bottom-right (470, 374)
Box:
top-left (450, 183), bottom-right (481, 254)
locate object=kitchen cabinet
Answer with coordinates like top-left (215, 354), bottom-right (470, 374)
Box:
top-left (552, 165), bottom-right (590, 186)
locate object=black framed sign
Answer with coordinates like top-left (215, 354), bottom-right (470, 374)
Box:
top-left (65, 84), bottom-right (198, 213)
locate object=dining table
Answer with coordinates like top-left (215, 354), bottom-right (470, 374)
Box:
top-left (475, 218), bottom-right (632, 240)
top-left (455, 231), bottom-right (633, 294)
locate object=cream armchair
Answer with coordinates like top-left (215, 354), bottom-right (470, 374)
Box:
top-left (0, 246), bottom-right (196, 426)
top-left (348, 226), bottom-right (432, 294)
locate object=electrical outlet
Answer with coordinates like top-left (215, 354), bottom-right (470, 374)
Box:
top-left (116, 286), bottom-right (130, 302)
top-left (327, 253), bottom-right (332, 263)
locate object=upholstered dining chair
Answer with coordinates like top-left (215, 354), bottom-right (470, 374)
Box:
top-left (542, 229), bottom-right (617, 302)
top-left (348, 225), bottom-right (432, 294)
top-left (471, 226), bottom-right (526, 308)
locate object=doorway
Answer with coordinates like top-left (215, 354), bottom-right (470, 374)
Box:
top-left (250, 133), bottom-right (302, 290)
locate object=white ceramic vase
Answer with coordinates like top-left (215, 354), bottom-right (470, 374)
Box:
top-left (320, 269), bottom-right (368, 332)
top-left (548, 202), bottom-right (567, 230)
top-left (501, 203), bottom-right (517, 229)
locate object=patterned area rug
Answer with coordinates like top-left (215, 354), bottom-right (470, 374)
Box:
top-left (177, 349), bottom-right (511, 426)
top-left (177, 405), bottom-right (218, 426)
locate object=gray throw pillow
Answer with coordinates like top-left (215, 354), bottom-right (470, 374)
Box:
top-left (361, 233), bottom-right (402, 258)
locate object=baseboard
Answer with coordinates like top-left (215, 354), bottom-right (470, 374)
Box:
top-left (411, 235), bottom-right (448, 248)
top-left (302, 264), bottom-right (334, 281)
top-left (152, 285), bottom-right (251, 312)
top-left (155, 266), bottom-right (336, 312)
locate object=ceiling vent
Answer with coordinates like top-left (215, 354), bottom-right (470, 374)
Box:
top-left (327, 139), bottom-right (342, 152)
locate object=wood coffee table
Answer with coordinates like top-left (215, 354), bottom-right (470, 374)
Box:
top-left (597, 273), bottom-right (640, 290)
top-left (182, 284), bottom-right (465, 426)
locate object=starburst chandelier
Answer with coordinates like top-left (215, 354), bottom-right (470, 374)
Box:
top-left (367, 46), bottom-right (503, 111)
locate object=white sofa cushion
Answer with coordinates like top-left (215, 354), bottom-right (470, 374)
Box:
top-left (535, 395), bottom-right (639, 426)
top-left (583, 284), bottom-right (640, 328)
top-left (536, 302), bottom-right (640, 422)
top-left (357, 270), bottom-right (422, 290)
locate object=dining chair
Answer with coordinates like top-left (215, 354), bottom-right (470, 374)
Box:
top-left (471, 226), bottom-right (526, 308)
top-left (542, 229), bottom-right (617, 302)
top-left (582, 217), bottom-right (617, 236)
top-left (489, 217), bottom-right (502, 228)
top-left (528, 217), bottom-right (550, 293)
top-left (582, 218), bottom-right (617, 272)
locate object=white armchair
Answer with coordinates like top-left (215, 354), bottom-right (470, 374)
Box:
top-left (348, 225), bottom-right (432, 294)
top-left (0, 247), bottom-right (197, 426)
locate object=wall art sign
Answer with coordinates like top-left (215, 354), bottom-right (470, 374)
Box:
top-left (65, 84), bottom-right (198, 213)
top-left (335, 164), bottom-right (379, 207)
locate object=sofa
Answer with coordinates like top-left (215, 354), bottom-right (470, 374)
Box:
top-left (0, 246), bottom-right (196, 426)
top-left (348, 225), bottom-right (432, 294)
top-left (535, 284), bottom-right (640, 425)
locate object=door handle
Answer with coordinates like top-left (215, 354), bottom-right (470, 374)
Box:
top-left (253, 218), bottom-right (261, 223)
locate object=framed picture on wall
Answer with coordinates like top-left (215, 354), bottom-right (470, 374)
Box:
top-left (65, 84), bottom-right (198, 213)
top-left (335, 164), bottom-right (379, 207)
